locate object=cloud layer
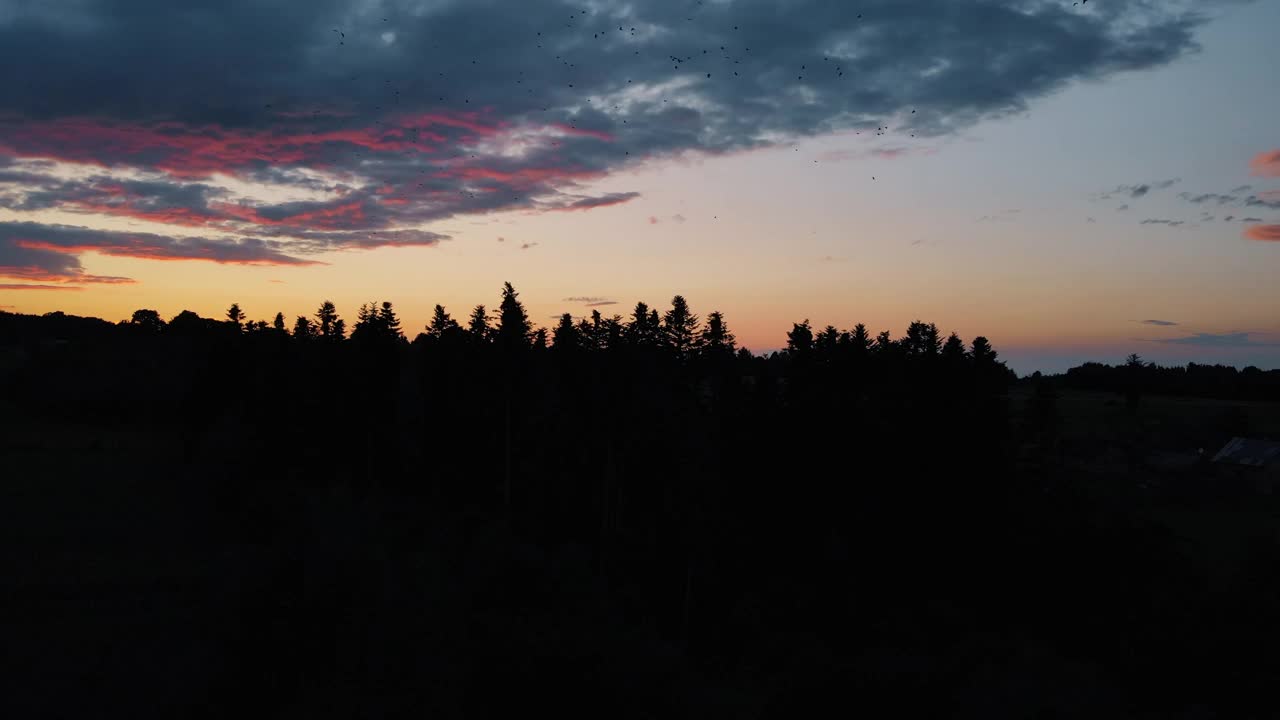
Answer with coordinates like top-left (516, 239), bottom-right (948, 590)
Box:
top-left (0, 0), bottom-right (1241, 285)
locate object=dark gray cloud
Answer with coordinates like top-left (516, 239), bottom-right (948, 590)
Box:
top-left (0, 0), bottom-right (1240, 279)
top-left (1099, 178), bottom-right (1181, 201)
top-left (1140, 319), bottom-right (1179, 326)
top-left (1155, 332), bottom-right (1274, 347)
top-left (1180, 191), bottom-right (1240, 205)
top-left (1116, 204), bottom-right (1130, 211)
top-left (1245, 194), bottom-right (1280, 210)
top-left (1140, 218), bottom-right (1185, 226)
top-left (564, 296), bottom-right (614, 304)
top-left (1174, 188), bottom-right (1280, 212)
top-left (0, 221), bottom-right (318, 283)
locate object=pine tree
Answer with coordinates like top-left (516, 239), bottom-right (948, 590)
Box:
top-left (849, 323), bottom-right (871, 354)
top-left (315, 301), bottom-right (345, 341)
top-left (816, 325), bottom-right (840, 359)
top-left (226, 303), bottom-right (245, 331)
top-left (903, 321), bottom-right (942, 357)
top-left (426, 304), bottom-right (459, 339)
top-left (969, 336), bottom-right (997, 364)
top-left (700, 310), bottom-right (737, 360)
top-left (787, 319), bottom-right (814, 356)
top-left (379, 301), bottom-right (403, 340)
top-left (662, 295), bottom-right (701, 357)
top-left (553, 313), bottom-right (581, 351)
top-left (874, 330), bottom-right (895, 355)
top-left (495, 282), bottom-right (531, 350)
top-left (273, 312), bottom-right (287, 334)
top-left (627, 302), bottom-right (660, 347)
top-left (293, 316), bottom-right (316, 340)
top-left (587, 309), bottom-right (607, 350)
top-left (467, 304), bottom-right (491, 342)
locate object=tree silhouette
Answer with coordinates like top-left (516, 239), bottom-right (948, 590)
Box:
top-left (467, 304), bottom-right (491, 342)
top-left (425, 304), bottom-right (459, 339)
top-left (787, 319), bottom-right (814, 357)
top-left (273, 312), bottom-right (287, 334)
top-left (585, 309), bottom-right (608, 351)
top-left (874, 330), bottom-right (895, 355)
top-left (168, 309), bottom-right (209, 336)
top-left (129, 309), bottom-right (165, 334)
top-left (378, 301), bottom-right (402, 339)
top-left (816, 325), bottom-right (840, 358)
top-left (700, 311), bottom-right (736, 360)
top-left (627, 302), bottom-right (661, 348)
top-left (226, 303), bottom-right (245, 332)
top-left (847, 323), bottom-right (871, 355)
top-left (662, 295), bottom-right (701, 358)
top-left (495, 282), bottom-right (532, 351)
top-left (314, 301), bottom-right (345, 341)
top-left (293, 315), bottom-right (316, 340)
top-left (902, 321), bottom-right (942, 357)
top-left (353, 301), bottom-right (405, 346)
top-left (576, 316), bottom-right (595, 349)
top-left (970, 336), bottom-right (997, 365)
top-left (942, 332), bottom-right (966, 362)
top-left (553, 312), bottom-right (581, 351)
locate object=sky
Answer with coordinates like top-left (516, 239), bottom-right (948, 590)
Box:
top-left (0, 0), bottom-right (1277, 374)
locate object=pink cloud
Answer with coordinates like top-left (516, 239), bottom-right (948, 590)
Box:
top-left (0, 113), bottom-right (503, 178)
top-left (0, 283), bottom-right (85, 290)
top-left (1250, 150), bottom-right (1280, 177)
top-left (1244, 224), bottom-right (1280, 242)
top-left (214, 200), bottom-right (367, 230)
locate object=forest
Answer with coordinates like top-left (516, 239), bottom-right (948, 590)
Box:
top-left (2, 284), bottom-right (1278, 718)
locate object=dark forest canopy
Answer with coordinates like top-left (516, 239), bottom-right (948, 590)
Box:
top-left (0, 287), bottom-right (1016, 378)
top-left (4, 284), bottom-right (1280, 718)
top-left (1032, 355), bottom-right (1280, 404)
top-left (6, 294), bottom-right (1279, 406)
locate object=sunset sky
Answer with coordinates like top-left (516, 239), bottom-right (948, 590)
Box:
top-left (1, 0), bottom-right (1277, 373)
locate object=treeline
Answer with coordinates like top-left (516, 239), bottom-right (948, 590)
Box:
top-left (1, 281), bottom-right (1017, 527)
top-left (1044, 355), bottom-right (1280, 403)
top-left (5, 285), bottom-right (1279, 715)
top-left (1, 282), bottom-right (1016, 381)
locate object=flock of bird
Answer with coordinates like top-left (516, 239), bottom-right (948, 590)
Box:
top-left (296, 3), bottom-right (1093, 212)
